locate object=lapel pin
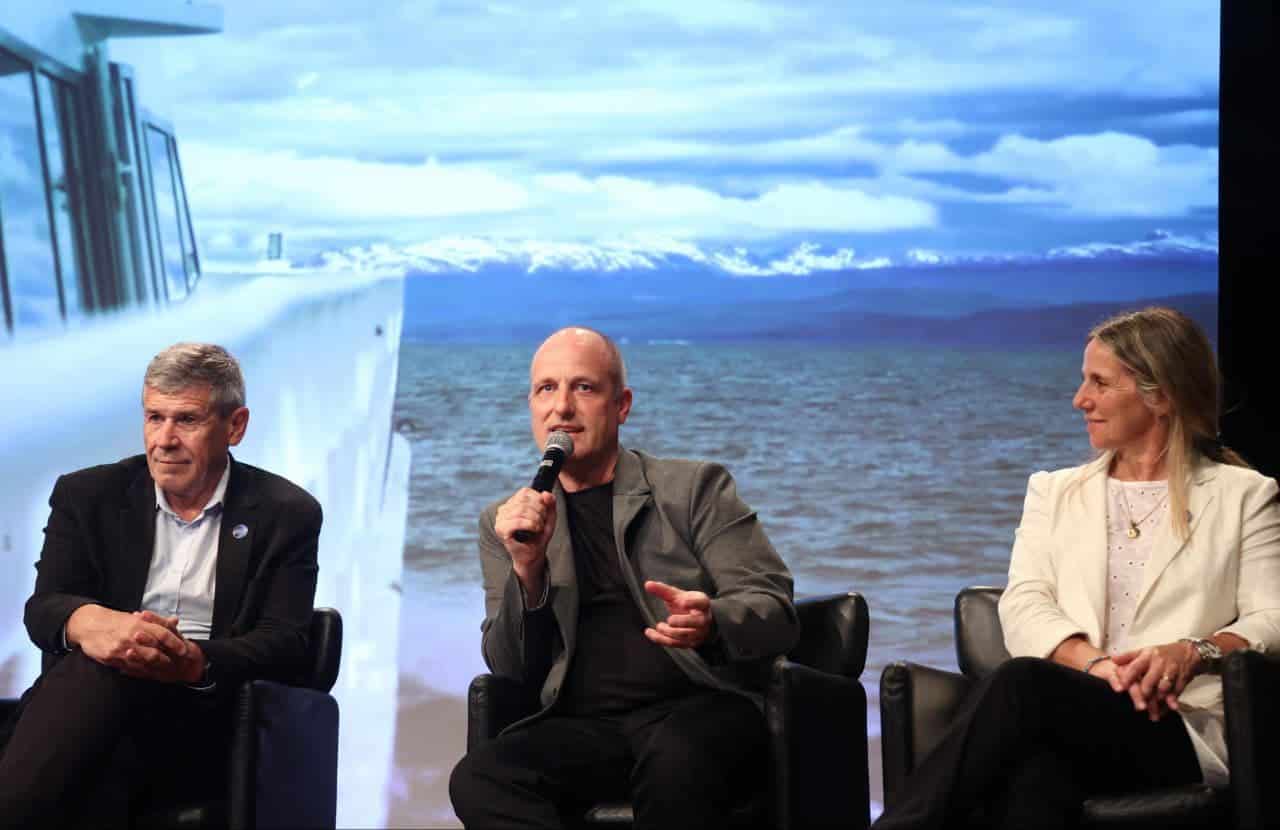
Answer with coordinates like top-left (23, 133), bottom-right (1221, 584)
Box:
top-left (232, 523), bottom-right (249, 539)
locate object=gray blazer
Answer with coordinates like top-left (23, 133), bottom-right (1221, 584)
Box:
top-left (478, 447), bottom-right (798, 722)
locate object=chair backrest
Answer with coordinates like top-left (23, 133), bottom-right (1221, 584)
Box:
top-left (954, 586), bottom-right (1010, 679)
top-left (302, 607), bottom-right (343, 693)
top-left (787, 592), bottom-right (869, 678)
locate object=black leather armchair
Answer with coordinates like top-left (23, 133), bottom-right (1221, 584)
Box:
top-left (1, 607), bottom-right (343, 830)
top-left (467, 592), bottom-right (872, 830)
top-left (880, 586), bottom-right (1280, 830)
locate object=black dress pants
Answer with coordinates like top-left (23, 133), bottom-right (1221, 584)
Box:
top-left (449, 689), bottom-right (768, 830)
top-left (874, 657), bottom-right (1204, 830)
top-left (0, 651), bottom-right (232, 829)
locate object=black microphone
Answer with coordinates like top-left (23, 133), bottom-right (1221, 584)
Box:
top-left (514, 431), bottom-right (574, 542)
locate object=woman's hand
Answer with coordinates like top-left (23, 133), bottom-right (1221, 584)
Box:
top-left (1084, 654), bottom-right (1126, 692)
top-left (1110, 641), bottom-right (1199, 720)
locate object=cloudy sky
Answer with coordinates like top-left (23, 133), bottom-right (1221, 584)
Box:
top-left (110, 0), bottom-right (1219, 274)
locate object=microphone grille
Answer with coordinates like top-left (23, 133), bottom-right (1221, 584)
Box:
top-left (546, 430), bottom-right (575, 457)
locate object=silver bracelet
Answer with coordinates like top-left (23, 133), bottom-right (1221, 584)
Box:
top-left (1083, 655), bottom-right (1110, 675)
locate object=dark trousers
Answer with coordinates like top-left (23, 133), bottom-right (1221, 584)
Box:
top-left (874, 657), bottom-right (1204, 830)
top-left (449, 690), bottom-right (768, 830)
top-left (0, 652), bottom-right (232, 829)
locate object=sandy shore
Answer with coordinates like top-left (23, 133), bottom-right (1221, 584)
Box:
top-left (386, 679), bottom-right (468, 828)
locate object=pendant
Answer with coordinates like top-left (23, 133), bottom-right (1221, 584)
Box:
top-left (1127, 523), bottom-right (1140, 539)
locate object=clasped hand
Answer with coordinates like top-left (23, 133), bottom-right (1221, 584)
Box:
top-left (1094, 641), bottom-right (1199, 721)
top-left (68, 605), bottom-right (206, 684)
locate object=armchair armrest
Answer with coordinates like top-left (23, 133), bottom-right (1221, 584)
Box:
top-left (790, 592), bottom-right (869, 678)
top-left (467, 674), bottom-right (541, 753)
top-left (228, 680), bottom-right (338, 830)
top-left (1223, 649), bottom-right (1280, 830)
top-left (766, 657), bottom-right (870, 830)
top-left (301, 608), bottom-right (343, 693)
top-left (878, 662), bottom-right (973, 810)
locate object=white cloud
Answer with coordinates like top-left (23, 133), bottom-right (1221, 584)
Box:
top-left (101, 0), bottom-right (1219, 263)
top-left (748, 183), bottom-right (936, 231)
top-left (949, 6), bottom-right (1080, 54)
top-left (584, 126), bottom-right (1215, 218)
top-left (586, 126), bottom-right (907, 166)
top-left (184, 147), bottom-right (938, 262)
top-left (183, 144), bottom-right (530, 221)
top-left (110, 0), bottom-right (1219, 166)
top-left (969, 132), bottom-right (1217, 216)
top-left (528, 174), bottom-right (936, 236)
top-left (183, 125), bottom-right (1210, 266)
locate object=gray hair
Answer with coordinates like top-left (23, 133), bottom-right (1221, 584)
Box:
top-left (143, 342), bottom-right (245, 416)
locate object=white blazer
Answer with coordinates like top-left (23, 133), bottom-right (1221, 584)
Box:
top-left (999, 457), bottom-right (1280, 784)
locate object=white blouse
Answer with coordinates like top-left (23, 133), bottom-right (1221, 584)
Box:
top-left (1104, 479), bottom-right (1169, 655)
top-left (1104, 477), bottom-right (1226, 787)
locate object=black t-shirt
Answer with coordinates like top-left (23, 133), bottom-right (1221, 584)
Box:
top-left (557, 482), bottom-right (695, 715)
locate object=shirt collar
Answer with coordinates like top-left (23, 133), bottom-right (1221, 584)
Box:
top-left (155, 456), bottom-right (232, 521)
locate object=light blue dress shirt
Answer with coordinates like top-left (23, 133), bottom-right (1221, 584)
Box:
top-left (141, 459), bottom-right (230, 640)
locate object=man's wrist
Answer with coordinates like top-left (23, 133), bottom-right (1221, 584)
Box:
top-left (182, 641), bottom-right (209, 684)
top-left (519, 573), bottom-right (550, 611)
top-left (514, 559), bottom-right (549, 610)
top-left (63, 603), bottom-right (104, 649)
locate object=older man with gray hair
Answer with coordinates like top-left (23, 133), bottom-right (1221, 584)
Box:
top-left (0, 343), bottom-right (322, 827)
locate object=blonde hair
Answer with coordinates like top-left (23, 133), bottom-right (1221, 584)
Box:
top-left (1085, 307), bottom-right (1248, 539)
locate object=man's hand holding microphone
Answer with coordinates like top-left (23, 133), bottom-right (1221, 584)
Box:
top-left (495, 431), bottom-right (574, 606)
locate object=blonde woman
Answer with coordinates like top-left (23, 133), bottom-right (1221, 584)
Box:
top-left (875, 307), bottom-right (1280, 829)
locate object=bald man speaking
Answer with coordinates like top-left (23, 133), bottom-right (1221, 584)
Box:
top-left (450, 326), bottom-right (798, 829)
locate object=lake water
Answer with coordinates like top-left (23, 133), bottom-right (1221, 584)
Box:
top-left (387, 340), bottom-right (1089, 826)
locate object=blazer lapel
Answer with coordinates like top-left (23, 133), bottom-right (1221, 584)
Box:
top-left (211, 459), bottom-right (259, 637)
top-left (120, 468), bottom-right (159, 609)
top-left (607, 448), bottom-right (722, 687)
top-left (610, 449), bottom-right (658, 630)
top-left (546, 486), bottom-right (578, 655)
top-left (1134, 466), bottom-right (1216, 614)
top-left (1072, 461), bottom-right (1111, 642)
top-left (611, 448), bottom-right (653, 568)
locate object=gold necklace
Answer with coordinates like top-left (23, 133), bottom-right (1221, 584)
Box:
top-left (1118, 485), bottom-right (1168, 539)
